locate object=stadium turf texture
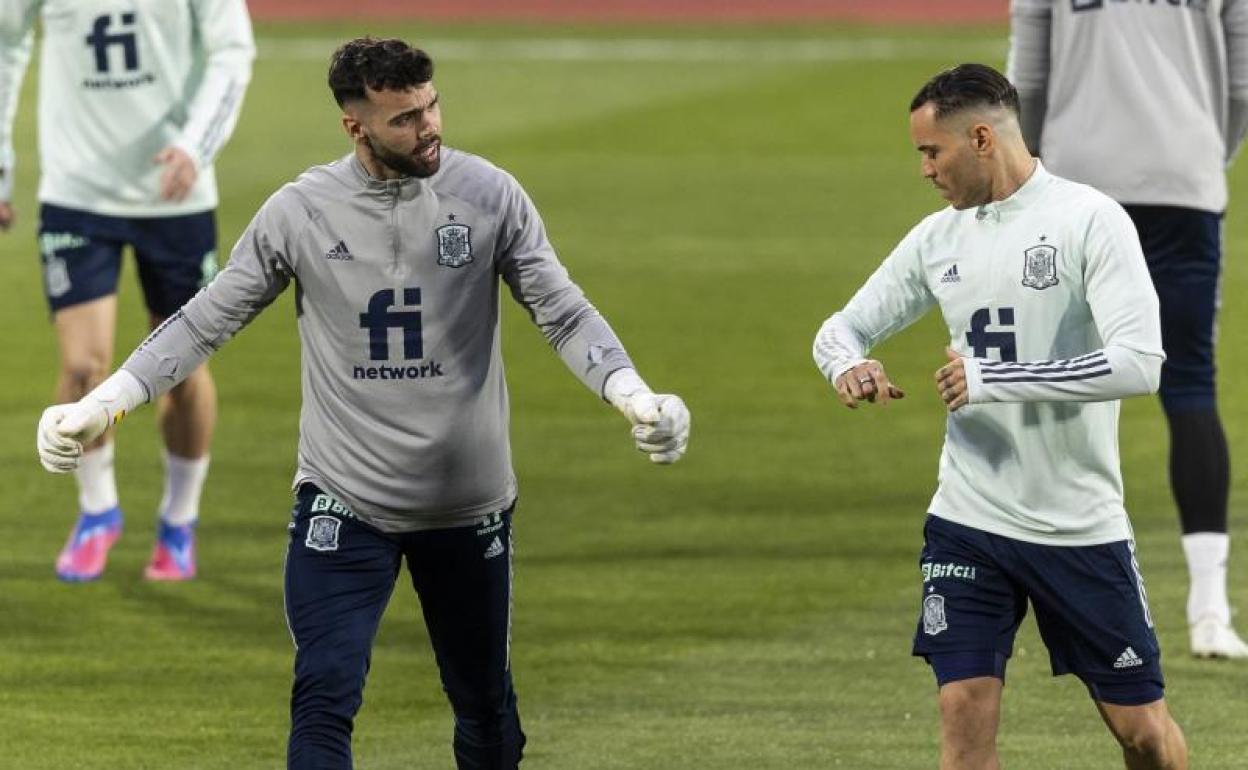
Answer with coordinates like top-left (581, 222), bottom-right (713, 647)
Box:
top-left (2, 22), bottom-right (1246, 769)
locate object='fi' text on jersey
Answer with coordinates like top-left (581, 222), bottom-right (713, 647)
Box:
top-left (82, 12), bottom-right (156, 90)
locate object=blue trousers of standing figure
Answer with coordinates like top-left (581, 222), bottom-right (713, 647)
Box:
top-left (284, 484), bottom-right (525, 769)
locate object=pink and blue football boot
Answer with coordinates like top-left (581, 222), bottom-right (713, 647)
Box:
top-left (55, 507), bottom-right (123, 582)
top-left (144, 520), bottom-right (197, 581)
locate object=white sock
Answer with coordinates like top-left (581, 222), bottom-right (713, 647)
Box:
top-left (75, 442), bottom-right (119, 514)
top-left (159, 451), bottom-right (210, 526)
top-left (1182, 532), bottom-right (1231, 625)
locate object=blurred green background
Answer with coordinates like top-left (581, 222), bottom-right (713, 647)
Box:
top-left (1, 22), bottom-right (1245, 769)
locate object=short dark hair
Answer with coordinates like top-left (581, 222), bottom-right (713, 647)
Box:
top-left (328, 37), bottom-right (434, 107)
top-left (909, 63), bottom-right (1020, 120)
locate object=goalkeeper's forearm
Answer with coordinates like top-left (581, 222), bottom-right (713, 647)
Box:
top-left (79, 369), bottom-right (151, 427)
top-left (120, 310), bottom-right (219, 400)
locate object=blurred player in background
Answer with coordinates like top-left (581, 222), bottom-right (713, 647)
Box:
top-left (1009, 0), bottom-right (1248, 658)
top-left (0, 0), bottom-right (254, 581)
top-left (37, 37), bottom-right (691, 770)
top-left (815, 64), bottom-right (1187, 769)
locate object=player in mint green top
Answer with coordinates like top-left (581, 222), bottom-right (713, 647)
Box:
top-left (1, 0), bottom-right (255, 581)
top-left (814, 64), bottom-right (1186, 770)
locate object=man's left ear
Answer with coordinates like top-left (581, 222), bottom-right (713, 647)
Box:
top-left (971, 123), bottom-right (994, 153)
top-left (341, 109), bottom-right (369, 143)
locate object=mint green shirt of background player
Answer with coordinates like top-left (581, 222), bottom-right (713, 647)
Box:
top-left (0, 0), bottom-right (255, 215)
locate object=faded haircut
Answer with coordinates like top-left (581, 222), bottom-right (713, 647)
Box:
top-left (909, 63), bottom-right (1021, 120)
top-left (328, 37), bottom-right (434, 108)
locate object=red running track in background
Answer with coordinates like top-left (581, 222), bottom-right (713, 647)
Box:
top-left (248, 0), bottom-right (1007, 25)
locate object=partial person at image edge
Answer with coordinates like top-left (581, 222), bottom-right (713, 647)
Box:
top-left (0, 0), bottom-right (256, 582)
top-left (1008, 0), bottom-right (1248, 659)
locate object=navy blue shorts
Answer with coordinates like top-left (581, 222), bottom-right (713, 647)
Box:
top-left (1123, 205), bottom-right (1222, 414)
top-left (912, 516), bottom-right (1164, 706)
top-left (37, 203), bottom-right (217, 317)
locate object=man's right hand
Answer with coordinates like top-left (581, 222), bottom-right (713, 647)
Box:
top-left (618, 391), bottom-right (691, 464)
top-left (0, 201), bottom-right (14, 231)
top-left (834, 359), bottom-right (905, 409)
top-left (37, 399), bottom-right (110, 473)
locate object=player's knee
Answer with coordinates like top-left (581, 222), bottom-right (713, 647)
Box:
top-left (938, 681), bottom-right (1000, 758)
top-left (1112, 711), bottom-right (1174, 759)
top-left (60, 353), bottom-right (110, 395)
top-left (448, 688), bottom-right (508, 721)
top-left (305, 656), bottom-right (360, 694)
top-left (294, 655), bottom-right (366, 718)
top-left (938, 680), bottom-right (996, 722)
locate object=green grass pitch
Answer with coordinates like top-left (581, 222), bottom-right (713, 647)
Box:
top-left (2, 22), bottom-right (1247, 769)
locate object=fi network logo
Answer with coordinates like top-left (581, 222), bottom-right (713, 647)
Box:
top-left (85, 13), bottom-right (139, 74)
top-left (353, 288), bottom-right (444, 381)
top-left (359, 288), bottom-right (422, 360)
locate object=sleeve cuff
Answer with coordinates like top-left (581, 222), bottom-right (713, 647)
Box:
top-left (602, 367), bottom-right (650, 409)
top-left (963, 357), bottom-right (986, 404)
top-left (830, 357), bottom-right (869, 387)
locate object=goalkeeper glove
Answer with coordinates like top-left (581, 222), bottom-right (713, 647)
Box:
top-left (37, 371), bottom-right (147, 472)
top-left (603, 368), bottom-right (691, 465)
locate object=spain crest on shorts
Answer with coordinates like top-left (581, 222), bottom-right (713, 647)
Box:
top-left (1021, 244), bottom-right (1058, 290)
top-left (305, 515), bottom-right (341, 552)
top-left (923, 593), bottom-right (948, 635)
top-left (44, 254), bottom-right (71, 298)
top-left (436, 223), bottom-right (473, 268)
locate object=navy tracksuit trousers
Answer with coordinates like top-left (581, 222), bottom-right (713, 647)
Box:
top-left (284, 484), bottom-right (525, 769)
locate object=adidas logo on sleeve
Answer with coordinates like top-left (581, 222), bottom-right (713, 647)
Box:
top-left (939, 264), bottom-right (961, 283)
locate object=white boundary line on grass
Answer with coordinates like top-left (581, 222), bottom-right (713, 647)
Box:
top-left (257, 37), bottom-right (1006, 63)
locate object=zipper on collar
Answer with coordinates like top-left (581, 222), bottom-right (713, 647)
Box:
top-left (388, 182), bottom-right (401, 272)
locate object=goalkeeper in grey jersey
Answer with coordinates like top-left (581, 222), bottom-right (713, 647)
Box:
top-left (36, 37), bottom-right (691, 769)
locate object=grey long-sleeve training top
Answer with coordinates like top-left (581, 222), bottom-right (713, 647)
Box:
top-left (122, 148), bottom-right (634, 532)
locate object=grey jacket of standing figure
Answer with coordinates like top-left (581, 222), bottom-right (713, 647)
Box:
top-left (122, 148), bottom-right (635, 533)
top-left (1008, 0), bottom-right (1248, 212)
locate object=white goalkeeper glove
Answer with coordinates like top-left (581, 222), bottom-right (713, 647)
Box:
top-left (36, 371), bottom-right (147, 473)
top-left (603, 368), bottom-right (691, 465)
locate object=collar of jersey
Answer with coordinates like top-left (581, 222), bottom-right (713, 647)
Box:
top-left (347, 153), bottom-right (428, 201)
top-left (973, 159), bottom-right (1050, 223)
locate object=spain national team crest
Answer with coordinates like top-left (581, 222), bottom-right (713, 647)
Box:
top-left (44, 254), bottom-right (71, 298)
top-left (923, 593), bottom-right (948, 635)
top-left (436, 223), bottom-right (473, 268)
top-left (1021, 244), bottom-right (1059, 290)
top-left (305, 515), bottom-right (341, 552)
